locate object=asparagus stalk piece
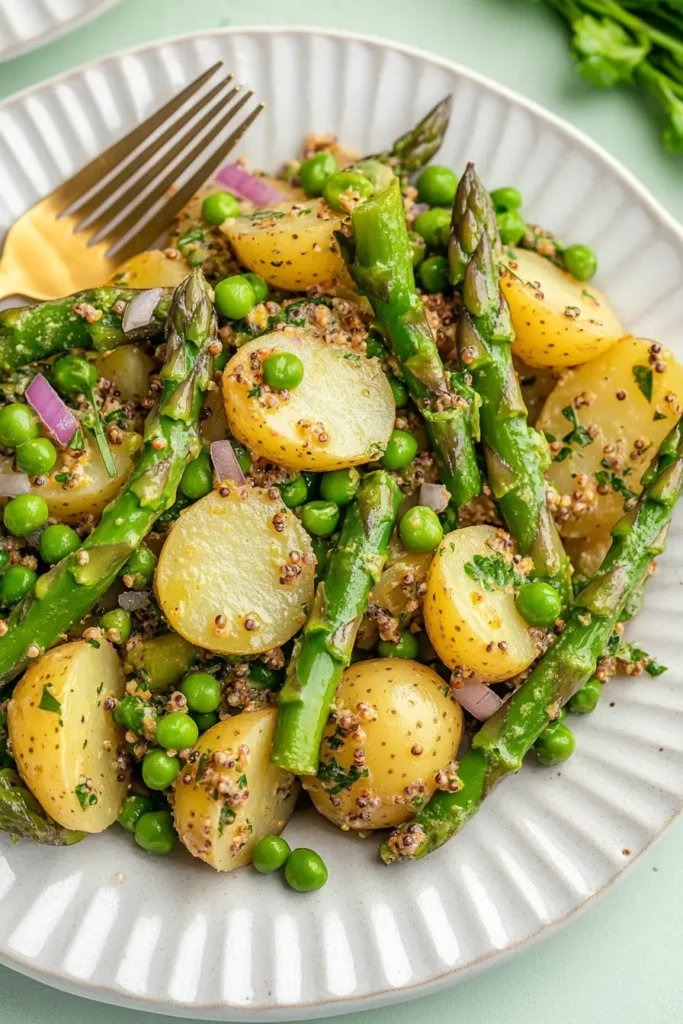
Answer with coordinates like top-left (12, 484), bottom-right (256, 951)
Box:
top-left (344, 179), bottom-right (482, 509)
top-left (370, 96), bottom-right (453, 175)
top-left (0, 287), bottom-right (171, 373)
top-left (452, 164), bottom-right (570, 593)
top-left (0, 271), bottom-right (215, 689)
top-left (0, 768), bottom-right (86, 845)
top-left (271, 470), bottom-right (401, 776)
top-left (382, 420), bottom-right (683, 863)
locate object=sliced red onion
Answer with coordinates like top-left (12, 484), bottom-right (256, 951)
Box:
top-left (215, 164), bottom-right (283, 207)
top-left (25, 373), bottom-right (78, 448)
top-left (122, 288), bottom-right (164, 333)
top-left (418, 483), bottom-right (450, 514)
top-left (118, 590), bottom-right (150, 612)
top-left (452, 679), bottom-right (504, 721)
top-left (412, 202), bottom-right (429, 217)
top-left (0, 473), bottom-right (31, 497)
top-left (210, 440), bottom-right (245, 485)
top-left (397, 489), bottom-right (420, 519)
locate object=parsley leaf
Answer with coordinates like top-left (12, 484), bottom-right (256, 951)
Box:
top-left (38, 684), bottom-right (61, 715)
top-left (632, 365), bottom-right (653, 403)
top-left (75, 782), bottom-right (98, 809)
top-left (218, 805), bottom-right (236, 836)
top-left (463, 552), bottom-right (524, 592)
top-left (317, 757), bottom-right (369, 795)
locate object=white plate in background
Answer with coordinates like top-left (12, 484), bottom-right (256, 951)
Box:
top-left (0, 0), bottom-right (121, 63)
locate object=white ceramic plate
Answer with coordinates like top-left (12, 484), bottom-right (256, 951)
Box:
top-left (0, 0), bottom-right (121, 63)
top-left (1, 26), bottom-right (683, 1021)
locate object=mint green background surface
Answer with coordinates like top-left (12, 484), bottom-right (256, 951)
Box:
top-left (0, 1), bottom-right (682, 1021)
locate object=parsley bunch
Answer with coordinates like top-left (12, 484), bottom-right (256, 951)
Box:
top-left (524, 0), bottom-right (683, 152)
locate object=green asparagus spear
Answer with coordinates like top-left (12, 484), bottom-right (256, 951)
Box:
top-left (124, 632), bottom-right (197, 693)
top-left (0, 271), bottom-right (215, 690)
top-left (271, 470), bottom-right (401, 776)
top-left (344, 179), bottom-right (481, 509)
top-left (452, 164), bottom-right (570, 593)
top-left (369, 96), bottom-right (453, 175)
top-left (0, 768), bottom-right (86, 845)
top-left (382, 420), bottom-right (683, 863)
top-left (0, 287), bottom-right (171, 373)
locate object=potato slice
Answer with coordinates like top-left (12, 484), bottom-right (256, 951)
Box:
top-left (156, 486), bottom-right (315, 655)
top-left (424, 525), bottom-right (537, 682)
top-left (95, 345), bottom-right (153, 403)
top-left (501, 248), bottom-right (623, 368)
top-left (538, 336), bottom-right (683, 543)
top-left (303, 659), bottom-right (462, 830)
top-left (174, 707), bottom-right (298, 871)
top-left (7, 640), bottom-right (129, 833)
top-left (223, 329), bottom-right (394, 470)
top-left (221, 199), bottom-right (351, 292)
top-left (109, 249), bottom-right (191, 289)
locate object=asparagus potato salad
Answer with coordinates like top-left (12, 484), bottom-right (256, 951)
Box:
top-left (0, 97), bottom-right (681, 891)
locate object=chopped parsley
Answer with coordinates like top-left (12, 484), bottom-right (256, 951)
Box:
top-left (38, 684), bottom-right (61, 715)
top-left (75, 782), bottom-right (98, 809)
top-left (552, 406), bottom-right (593, 462)
top-left (464, 552), bottom-right (525, 592)
top-left (596, 464), bottom-right (635, 503)
top-left (317, 757), bottom-right (369, 795)
top-left (218, 805), bottom-right (236, 836)
top-left (247, 386), bottom-right (261, 399)
top-left (615, 642), bottom-right (667, 677)
top-left (632, 365), bottom-right (653, 403)
top-left (55, 471), bottom-right (69, 485)
top-left (238, 774), bottom-right (248, 789)
top-left (654, 410), bottom-right (667, 422)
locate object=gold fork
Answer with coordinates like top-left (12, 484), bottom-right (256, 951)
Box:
top-left (0, 62), bottom-right (264, 302)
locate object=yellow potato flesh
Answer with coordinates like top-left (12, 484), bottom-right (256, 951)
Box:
top-left (109, 249), bottom-right (191, 289)
top-left (221, 199), bottom-right (351, 292)
top-left (95, 345), bottom-right (153, 403)
top-left (424, 525), bottom-right (537, 682)
top-left (8, 640), bottom-right (129, 833)
top-left (303, 659), bottom-right (462, 830)
top-left (223, 329), bottom-right (395, 471)
top-left (501, 248), bottom-right (623, 368)
top-left (156, 486), bottom-right (315, 655)
top-left (174, 708), bottom-right (298, 871)
top-left (538, 336), bottom-right (683, 543)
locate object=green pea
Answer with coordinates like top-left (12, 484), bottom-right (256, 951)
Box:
top-left (99, 607), bottom-right (132, 643)
top-left (568, 677), bottom-right (602, 714)
top-left (243, 273), bottom-right (268, 304)
top-left (515, 581), bottom-right (562, 628)
top-left (416, 165), bottom-right (458, 207)
top-left (202, 191), bottom-right (240, 225)
top-left (365, 331), bottom-right (388, 361)
top-left (380, 429), bottom-right (418, 470)
top-left (352, 159), bottom-right (394, 191)
top-left (53, 354), bottom-right (97, 397)
top-left (377, 629), bottom-right (419, 660)
top-left (117, 794), bottom-right (154, 833)
top-left (534, 721), bottom-right (575, 766)
top-left (388, 377), bottom-right (408, 407)
top-left (253, 835), bottom-right (291, 873)
top-left (496, 209), bottom-right (527, 246)
top-left (214, 275), bottom-right (256, 320)
top-left (121, 544), bottom-right (157, 589)
top-left (231, 441), bottom-right (251, 476)
top-left (563, 244), bottom-right (598, 282)
top-left (284, 847), bottom-right (328, 892)
top-left (490, 186), bottom-right (523, 211)
top-left (39, 523), bottom-right (80, 565)
top-left (299, 151), bottom-right (338, 197)
top-left (419, 255), bottom-right (450, 294)
top-left (319, 468), bottom-right (360, 507)
top-left (413, 207), bottom-right (451, 249)
top-left (180, 671), bottom-right (221, 714)
top-left (323, 171), bottom-right (375, 212)
top-left (300, 471), bottom-right (319, 500)
top-left (15, 437), bottom-right (57, 476)
top-left (3, 493), bottom-right (48, 537)
top-left (0, 403), bottom-right (40, 448)
top-left (398, 506), bottom-right (443, 553)
top-left (135, 809), bottom-right (177, 855)
top-left (155, 711), bottom-right (199, 752)
top-left (248, 662), bottom-right (284, 690)
top-left (262, 352), bottom-right (304, 391)
top-left (300, 500), bottom-right (340, 538)
top-left (280, 475), bottom-right (308, 509)
top-left (192, 711), bottom-right (219, 733)
top-left (180, 449), bottom-right (213, 500)
top-left (142, 748), bottom-right (180, 790)
top-left (0, 564), bottom-right (36, 605)
top-left (408, 231), bottom-right (426, 268)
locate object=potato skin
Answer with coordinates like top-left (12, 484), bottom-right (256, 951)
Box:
top-left (223, 329), bottom-right (395, 471)
top-left (501, 248), bottom-right (623, 368)
top-left (7, 640), bottom-right (129, 833)
top-left (538, 336), bottom-right (683, 546)
top-left (174, 708), bottom-right (298, 871)
top-left (156, 486), bottom-right (315, 655)
top-left (303, 659), bottom-right (462, 830)
top-left (424, 525), bottom-right (537, 682)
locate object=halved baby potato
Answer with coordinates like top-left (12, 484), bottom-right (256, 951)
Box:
top-left (8, 640), bottom-right (129, 833)
top-left (223, 329), bottom-right (395, 470)
top-left (424, 525), bottom-right (537, 682)
top-left (501, 248), bottom-right (623, 368)
top-left (95, 345), bottom-right (154, 403)
top-left (174, 707), bottom-right (298, 871)
top-left (303, 659), bottom-right (462, 830)
top-left (221, 198), bottom-right (351, 292)
top-left (109, 249), bottom-right (191, 289)
top-left (156, 486), bottom-right (315, 655)
top-left (538, 336), bottom-right (683, 544)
